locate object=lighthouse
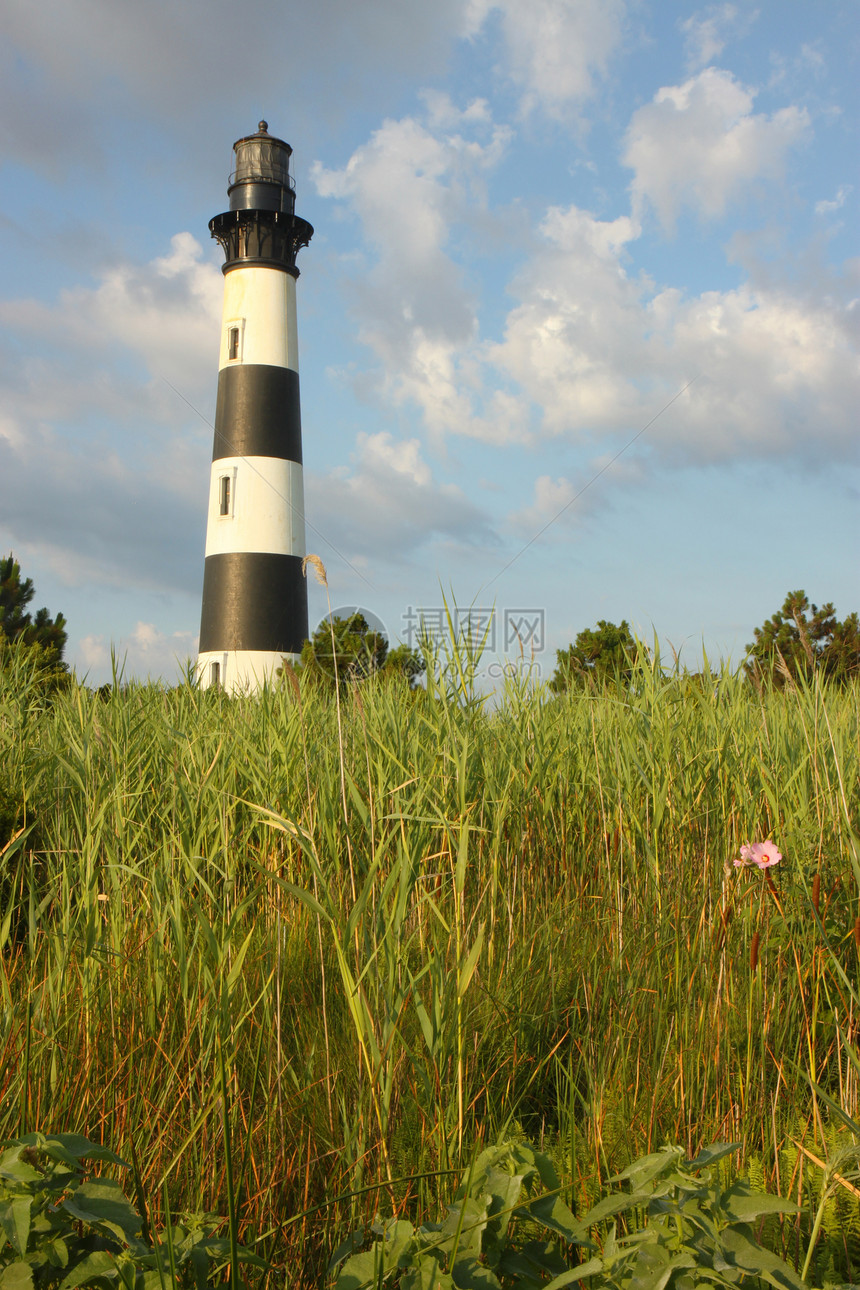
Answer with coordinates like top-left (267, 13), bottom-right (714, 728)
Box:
top-left (197, 122), bottom-right (313, 693)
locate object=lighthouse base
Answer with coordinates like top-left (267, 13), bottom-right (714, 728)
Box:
top-left (197, 649), bottom-right (299, 695)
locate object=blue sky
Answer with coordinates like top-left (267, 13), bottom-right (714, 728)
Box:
top-left (0, 0), bottom-right (857, 686)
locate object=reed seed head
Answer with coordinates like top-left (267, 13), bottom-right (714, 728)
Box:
top-left (302, 554), bottom-right (328, 587)
top-left (280, 659), bottom-right (301, 700)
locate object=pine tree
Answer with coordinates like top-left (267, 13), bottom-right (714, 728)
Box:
top-left (0, 554), bottom-right (68, 665)
top-left (745, 590), bottom-right (860, 686)
top-left (550, 619), bottom-right (638, 693)
top-left (298, 613), bottom-right (424, 687)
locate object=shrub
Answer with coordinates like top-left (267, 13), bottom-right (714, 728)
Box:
top-left (0, 1132), bottom-right (265, 1290)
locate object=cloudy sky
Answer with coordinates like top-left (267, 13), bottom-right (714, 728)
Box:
top-left (1, 0), bottom-right (857, 685)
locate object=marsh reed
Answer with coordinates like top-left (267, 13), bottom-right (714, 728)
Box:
top-left (1, 642), bottom-right (858, 1282)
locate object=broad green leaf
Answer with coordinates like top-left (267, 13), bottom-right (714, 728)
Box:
top-left (0, 1264), bottom-right (34, 1290)
top-left (631, 1242), bottom-right (670, 1267)
top-left (579, 1191), bottom-right (642, 1227)
top-left (0, 1150), bottom-right (42, 1186)
top-left (440, 1197), bottom-right (489, 1258)
top-left (521, 1145), bottom-right (562, 1193)
top-left (483, 1167), bottom-right (525, 1251)
top-left (649, 1170), bottom-right (705, 1199)
top-left (0, 1196), bottom-right (31, 1256)
top-left (718, 1226), bottom-right (806, 1290)
top-left (686, 1144), bottom-right (741, 1170)
top-left (188, 1244), bottom-right (209, 1290)
top-left (401, 1257), bottom-right (454, 1290)
top-left (517, 1238), bottom-right (569, 1276)
top-left (194, 1239), bottom-right (267, 1271)
top-left (720, 1183), bottom-right (798, 1223)
top-left (113, 1257), bottom-right (137, 1290)
top-left (58, 1250), bottom-right (117, 1290)
top-left (141, 1271), bottom-right (179, 1290)
top-left (712, 1246), bottom-right (741, 1279)
top-left (628, 1250), bottom-right (698, 1290)
top-left (498, 1246), bottom-right (558, 1280)
top-left (46, 1236), bottom-right (70, 1269)
top-left (0, 1259), bottom-right (33, 1290)
top-left (335, 1247), bottom-right (394, 1289)
top-left (611, 1148), bottom-right (683, 1189)
top-left (60, 1179), bottom-right (141, 1246)
top-left (374, 1217), bottom-right (419, 1266)
top-left (19, 1134), bottom-right (126, 1169)
top-left (544, 1257), bottom-right (605, 1289)
top-left (326, 1228), bottom-right (366, 1273)
top-left (448, 1256), bottom-right (503, 1289)
top-left (523, 1191), bottom-right (585, 1243)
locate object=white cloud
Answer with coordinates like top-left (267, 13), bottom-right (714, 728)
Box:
top-left (465, 0), bottom-right (626, 115)
top-left (0, 233), bottom-right (221, 405)
top-left (357, 432), bottom-right (433, 487)
top-left (509, 475), bottom-right (578, 534)
top-left (305, 431), bottom-right (494, 566)
top-left (680, 5), bottom-right (754, 72)
top-left (623, 68), bottom-right (810, 230)
top-left (76, 622), bottom-right (197, 683)
top-left (316, 93), bottom-right (855, 478)
top-left (313, 107), bottom-right (524, 444)
top-left (485, 201), bottom-right (860, 467)
top-left (767, 40), bottom-right (828, 94)
top-left (799, 42), bottom-right (826, 74)
top-left (508, 456), bottom-right (649, 535)
top-left (815, 184), bottom-right (852, 215)
top-left (0, 0), bottom-right (468, 168)
top-left (1, 0), bottom-right (626, 177)
top-left (646, 283), bottom-right (860, 463)
top-left (487, 206), bottom-right (646, 436)
top-left (419, 90), bottom-right (493, 130)
top-left (0, 421), bottom-right (208, 594)
top-left (0, 234), bottom-right (217, 593)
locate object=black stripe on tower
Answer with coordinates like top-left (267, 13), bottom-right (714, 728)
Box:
top-left (213, 365), bottom-right (302, 463)
top-left (199, 553), bottom-right (309, 654)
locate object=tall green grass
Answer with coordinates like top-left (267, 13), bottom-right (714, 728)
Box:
top-left (1, 640), bottom-right (858, 1282)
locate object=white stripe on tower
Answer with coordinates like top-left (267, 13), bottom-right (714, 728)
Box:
top-left (196, 122), bottom-right (313, 694)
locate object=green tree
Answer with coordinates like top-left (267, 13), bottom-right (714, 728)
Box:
top-left (0, 554), bottom-right (68, 679)
top-left (0, 558), bottom-right (68, 851)
top-left (299, 613), bottom-right (424, 687)
top-left (383, 641), bottom-right (426, 687)
top-left (550, 619), bottom-right (638, 693)
top-left (745, 589), bottom-right (860, 686)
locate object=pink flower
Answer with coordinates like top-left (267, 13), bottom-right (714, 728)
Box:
top-left (735, 841), bottom-right (782, 869)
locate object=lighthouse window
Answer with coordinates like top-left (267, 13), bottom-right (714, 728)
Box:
top-left (219, 475), bottom-right (231, 515)
top-left (228, 327), bottom-right (240, 360)
top-left (210, 661), bottom-right (221, 688)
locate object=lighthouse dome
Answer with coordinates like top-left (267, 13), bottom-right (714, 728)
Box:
top-left (228, 121), bottom-right (296, 214)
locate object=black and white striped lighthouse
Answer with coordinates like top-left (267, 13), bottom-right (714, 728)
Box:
top-left (197, 122), bottom-right (313, 692)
